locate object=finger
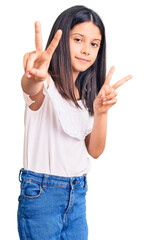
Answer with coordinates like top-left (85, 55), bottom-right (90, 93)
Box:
top-left (106, 104), bottom-right (114, 111)
top-left (99, 89), bottom-right (106, 100)
top-left (112, 75), bottom-right (133, 90)
top-left (98, 89), bottom-right (105, 101)
top-left (29, 68), bottom-right (46, 80)
top-left (105, 66), bottom-right (115, 85)
top-left (25, 52), bottom-right (39, 77)
top-left (103, 90), bottom-right (118, 101)
top-left (99, 84), bottom-right (111, 99)
top-left (100, 85), bottom-right (114, 100)
top-left (46, 29), bottom-right (62, 57)
top-left (103, 98), bottom-right (117, 105)
top-left (35, 21), bottom-right (43, 51)
top-left (23, 53), bottom-right (30, 72)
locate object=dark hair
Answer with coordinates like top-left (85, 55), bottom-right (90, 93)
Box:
top-left (45, 5), bottom-right (106, 116)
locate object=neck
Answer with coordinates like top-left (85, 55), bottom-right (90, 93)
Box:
top-left (72, 71), bottom-right (81, 100)
top-left (73, 71), bottom-right (79, 84)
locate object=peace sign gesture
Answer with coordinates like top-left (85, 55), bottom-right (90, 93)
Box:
top-left (23, 21), bottom-right (62, 82)
top-left (93, 66), bottom-right (133, 115)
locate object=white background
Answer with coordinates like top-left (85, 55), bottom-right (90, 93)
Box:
top-left (0, 0), bottom-right (149, 239)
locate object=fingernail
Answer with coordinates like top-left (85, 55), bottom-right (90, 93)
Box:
top-left (127, 75), bottom-right (132, 79)
top-left (26, 72), bottom-right (31, 77)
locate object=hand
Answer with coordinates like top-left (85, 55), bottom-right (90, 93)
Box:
top-left (23, 21), bottom-right (62, 82)
top-left (93, 66), bottom-right (133, 115)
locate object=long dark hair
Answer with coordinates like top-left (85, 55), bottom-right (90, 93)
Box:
top-left (45, 5), bottom-right (106, 116)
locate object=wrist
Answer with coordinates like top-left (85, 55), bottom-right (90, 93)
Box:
top-left (94, 111), bottom-right (108, 118)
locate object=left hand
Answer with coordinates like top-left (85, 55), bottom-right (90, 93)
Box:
top-left (93, 66), bottom-right (133, 115)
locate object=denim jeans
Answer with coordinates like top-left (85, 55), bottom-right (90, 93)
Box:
top-left (17, 168), bottom-right (88, 240)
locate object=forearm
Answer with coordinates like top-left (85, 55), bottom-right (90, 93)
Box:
top-left (21, 74), bottom-right (44, 96)
top-left (87, 112), bottom-right (108, 158)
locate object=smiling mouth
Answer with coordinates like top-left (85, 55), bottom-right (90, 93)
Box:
top-left (75, 57), bottom-right (90, 63)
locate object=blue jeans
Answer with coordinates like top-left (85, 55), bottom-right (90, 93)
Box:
top-left (17, 168), bottom-right (88, 240)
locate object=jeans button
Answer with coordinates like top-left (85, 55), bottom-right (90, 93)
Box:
top-left (72, 179), bottom-right (76, 185)
top-left (72, 179), bottom-right (79, 185)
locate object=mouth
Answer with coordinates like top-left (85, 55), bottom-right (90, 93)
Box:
top-left (75, 57), bottom-right (90, 63)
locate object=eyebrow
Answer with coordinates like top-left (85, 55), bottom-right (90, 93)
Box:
top-left (71, 33), bottom-right (102, 41)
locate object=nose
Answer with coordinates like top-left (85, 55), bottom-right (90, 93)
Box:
top-left (80, 43), bottom-right (90, 55)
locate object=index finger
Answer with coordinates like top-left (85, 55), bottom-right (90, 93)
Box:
top-left (35, 21), bottom-right (43, 51)
top-left (112, 75), bottom-right (133, 90)
top-left (105, 66), bottom-right (115, 85)
top-left (46, 29), bottom-right (62, 57)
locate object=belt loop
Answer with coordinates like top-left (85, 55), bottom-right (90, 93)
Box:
top-left (19, 168), bottom-right (24, 182)
top-left (42, 174), bottom-right (49, 189)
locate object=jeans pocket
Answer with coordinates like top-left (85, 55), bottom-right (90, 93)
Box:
top-left (21, 179), bottom-right (43, 199)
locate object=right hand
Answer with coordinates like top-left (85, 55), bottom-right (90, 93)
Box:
top-left (23, 21), bottom-right (62, 82)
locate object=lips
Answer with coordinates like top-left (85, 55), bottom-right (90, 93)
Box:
top-left (75, 57), bottom-right (90, 62)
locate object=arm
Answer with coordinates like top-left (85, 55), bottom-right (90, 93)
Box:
top-left (21, 21), bottom-right (62, 111)
top-left (21, 73), bottom-right (50, 111)
top-left (85, 66), bottom-right (132, 159)
top-left (21, 73), bottom-right (44, 96)
top-left (85, 112), bottom-right (107, 159)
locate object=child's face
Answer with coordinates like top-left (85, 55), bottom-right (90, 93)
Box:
top-left (69, 21), bottom-right (102, 80)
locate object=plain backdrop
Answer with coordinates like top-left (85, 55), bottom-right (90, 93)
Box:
top-left (0, 0), bottom-right (149, 239)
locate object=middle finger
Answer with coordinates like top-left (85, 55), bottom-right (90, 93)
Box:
top-left (112, 75), bottom-right (133, 90)
top-left (46, 29), bottom-right (62, 57)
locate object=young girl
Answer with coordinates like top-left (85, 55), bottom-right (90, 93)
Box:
top-left (17, 5), bottom-right (132, 240)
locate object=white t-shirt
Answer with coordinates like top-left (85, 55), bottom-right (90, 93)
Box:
top-left (22, 77), bottom-right (94, 177)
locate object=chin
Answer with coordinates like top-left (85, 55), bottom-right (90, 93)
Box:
top-left (75, 65), bottom-right (91, 73)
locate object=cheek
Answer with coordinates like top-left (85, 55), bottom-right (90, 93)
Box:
top-left (70, 44), bottom-right (80, 57)
top-left (69, 41), bottom-right (74, 58)
top-left (69, 40), bottom-right (79, 55)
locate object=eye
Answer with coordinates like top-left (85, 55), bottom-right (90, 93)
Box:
top-left (91, 42), bottom-right (98, 48)
top-left (74, 38), bottom-right (82, 42)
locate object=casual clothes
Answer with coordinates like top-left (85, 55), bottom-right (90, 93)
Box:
top-left (22, 77), bottom-right (94, 177)
top-left (17, 77), bottom-right (94, 239)
top-left (17, 168), bottom-right (88, 240)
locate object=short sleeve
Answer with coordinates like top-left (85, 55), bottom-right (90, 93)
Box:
top-left (22, 79), bottom-right (48, 107)
top-left (22, 92), bottom-right (35, 106)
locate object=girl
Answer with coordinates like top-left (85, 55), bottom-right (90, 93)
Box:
top-left (17, 5), bottom-right (132, 240)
